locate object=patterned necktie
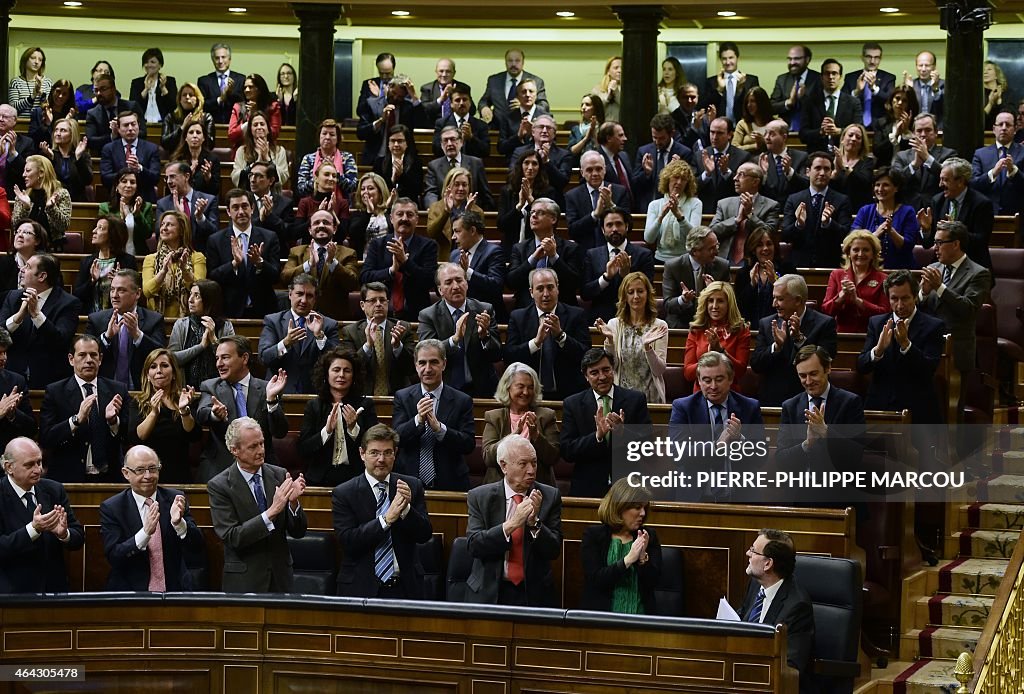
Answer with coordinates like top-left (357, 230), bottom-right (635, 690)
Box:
top-left (374, 482), bottom-right (396, 582)
top-left (614, 156), bottom-right (631, 192)
top-left (143, 498), bottom-right (167, 592)
top-left (124, 142), bottom-right (132, 161)
top-left (251, 473), bottom-right (268, 513)
top-left (948, 199), bottom-right (959, 221)
top-left (775, 154), bottom-right (785, 181)
top-left (942, 264), bottom-right (953, 284)
top-left (507, 493), bottom-right (525, 585)
top-left (317, 246), bottom-right (326, 276)
top-left (115, 317), bottom-right (131, 386)
top-left (419, 392), bottom-right (436, 487)
top-left (711, 405), bottom-right (725, 441)
top-left (233, 382), bottom-right (247, 418)
top-left (540, 313), bottom-right (557, 393)
top-left (747, 587), bottom-right (766, 622)
top-left (811, 193), bottom-right (824, 225)
top-left (998, 147), bottom-right (1008, 186)
top-left (374, 323), bottom-right (389, 396)
top-left (238, 233), bottom-right (249, 266)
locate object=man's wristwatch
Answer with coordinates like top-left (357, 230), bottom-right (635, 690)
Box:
top-left (71, 414), bottom-right (80, 427)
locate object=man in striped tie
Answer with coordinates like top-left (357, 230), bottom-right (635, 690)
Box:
top-left (332, 424), bottom-right (433, 599)
top-left (735, 529), bottom-right (815, 681)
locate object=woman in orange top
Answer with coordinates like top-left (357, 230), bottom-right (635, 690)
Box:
top-left (683, 281), bottom-right (750, 392)
top-left (821, 229), bottom-right (889, 333)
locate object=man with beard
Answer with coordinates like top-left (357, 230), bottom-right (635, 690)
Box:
top-left (280, 209), bottom-right (359, 321)
top-left (580, 208), bottom-right (655, 323)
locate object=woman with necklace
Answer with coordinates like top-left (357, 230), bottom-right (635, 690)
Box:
top-left (822, 230), bottom-right (890, 333)
top-left (73, 215), bottom-right (137, 313)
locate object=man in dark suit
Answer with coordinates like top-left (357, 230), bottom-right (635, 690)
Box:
top-left (195, 336), bottom-right (288, 483)
top-left (355, 74), bottom-right (427, 165)
top-left (799, 59), bottom-right (863, 152)
top-left (560, 348), bottom-right (651, 498)
top-left (711, 162), bottom-right (781, 264)
top-left (39, 334), bottom-right (130, 482)
top-left (663, 226), bottom-right (731, 329)
top-left (580, 208), bottom-right (656, 323)
top-left (782, 151), bottom-right (852, 267)
top-left (465, 435), bottom-right (562, 606)
top-left (703, 41), bottom-right (760, 124)
top-left (85, 269), bottom-right (166, 390)
top-left (419, 58), bottom-right (474, 124)
top-left (450, 210), bottom-right (507, 319)
top-left (769, 45), bottom-right (820, 130)
top-left (632, 113), bottom-right (695, 213)
top-left (509, 114), bottom-right (574, 205)
top-left (99, 111), bottom-right (160, 202)
top-left (356, 52), bottom-right (396, 125)
top-left (247, 161), bottom-right (295, 248)
top-left (340, 283), bottom-right (415, 396)
top-left (0, 437), bottom-right (84, 593)
top-left (669, 351), bottom-right (766, 502)
top-left (970, 110), bottom-right (1024, 216)
top-left (85, 75), bottom-right (146, 154)
top-left (909, 50), bottom-right (945, 127)
top-left (424, 126), bottom-right (494, 210)
top-left (671, 83), bottom-right (709, 151)
top-left (918, 220), bottom-right (992, 374)
top-left (431, 83), bottom-right (488, 159)
top-left (156, 161), bottom-right (219, 251)
top-left (208, 416), bottom-right (307, 593)
top-left (566, 151), bottom-right (631, 250)
top-left (497, 79), bottom-right (549, 156)
top-left (332, 424), bottom-right (433, 599)
top-left (775, 345), bottom-right (866, 474)
top-left (759, 119), bottom-right (809, 205)
top-left (918, 157), bottom-right (993, 269)
top-left (891, 114), bottom-right (956, 209)
top-left (507, 197), bottom-right (583, 308)
top-left (207, 188), bottom-right (281, 319)
top-left (858, 270), bottom-right (947, 425)
top-left (417, 263), bottom-right (501, 398)
top-left (196, 42), bottom-right (244, 125)
top-left (99, 445), bottom-right (204, 592)
top-left (360, 198), bottom-right (439, 322)
top-left (391, 339), bottom-right (476, 492)
top-left (842, 42), bottom-right (896, 129)
top-left (505, 268), bottom-right (590, 401)
top-left (698, 117), bottom-right (752, 215)
top-left (0, 104), bottom-right (35, 197)
top-left (597, 121), bottom-right (635, 202)
top-left (477, 48), bottom-right (549, 131)
top-left (0, 328), bottom-right (37, 450)
top-left (750, 274), bottom-right (838, 406)
top-left (258, 273), bottom-right (340, 395)
top-left (280, 209), bottom-right (360, 321)
top-left (735, 529), bottom-right (815, 681)
top-left (0, 253), bottom-right (81, 388)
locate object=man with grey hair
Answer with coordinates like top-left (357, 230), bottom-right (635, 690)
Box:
top-left (464, 434), bottom-right (562, 606)
top-left (662, 226), bottom-right (731, 328)
top-left (156, 160), bottom-right (219, 248)
top-left (506, 197), bottom-right (583, 307)
top-left (208, 416), bottom-right (307, 593)
top-left (0, 104), bottom-right (34, 195)
top-left (711, 161), bottom-right (780, 264)
top-left (391, 339), bottom-right (475, 491)
top-left (565, 150), bottom-right (631, 250)
top-left (917, 156), bottom-right (993, 269)
top-left (424, 125), bottom-right (494, 210)
top-left (0, 326), bottom-right (36, 451)
top-left (509, 114), bottom-right (573, 197)
top-left (891, 113), bottom-right (955, 209)
top-left (759, 118), bottom-right (809, 204)
top-left (750, 273), bottom-right (837, 405)
top-left (197, 42), bottom-right (244, 124)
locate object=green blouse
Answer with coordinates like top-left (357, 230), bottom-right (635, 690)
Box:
top-left (607, 537), bottom-right (644, 615)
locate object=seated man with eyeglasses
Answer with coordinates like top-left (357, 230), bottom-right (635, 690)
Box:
top-left (98, 444), bottom-right (204, 592)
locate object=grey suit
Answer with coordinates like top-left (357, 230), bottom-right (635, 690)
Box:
top-left (340, 319), bottom-right (415, 395)
top-left (710, 194), bottom-right (781, 261)
top-left (417, 298), bottom-right (501, 398)
top-left (919, 256), bottom-right (992, 372)
top-left (208, 462), bottom-right (307, 593)
top-left (464, 480), bottom-right (562, 606)
top-left (195, 376), bottom-right (288, 482)
top-left (663, 254), bottom-right (732, 328)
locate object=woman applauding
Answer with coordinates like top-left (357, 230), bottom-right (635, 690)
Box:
top-left (482, 363), bottom-right (559, 486)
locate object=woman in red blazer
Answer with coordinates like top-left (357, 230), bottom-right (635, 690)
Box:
top-left (683, 281), bottom-right (751, 392)
top-left (821, 229), bottom-right (890, 333)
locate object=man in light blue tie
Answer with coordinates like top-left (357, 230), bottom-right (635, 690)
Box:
top-left (703, 41), bottom-right (760, 124)
top-left (970, 109), bottom-right (1024, 215)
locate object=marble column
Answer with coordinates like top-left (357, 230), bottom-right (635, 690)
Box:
top-left (291, 3), bottom-right (340, 157)
top-left (613, 5), bottom-right (664, 157)
top-left (0, 0), bottom-right (16, 105)
top-left (942, 4), bottom-right (988, 157)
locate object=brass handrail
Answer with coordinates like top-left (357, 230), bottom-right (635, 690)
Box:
top-left (970, 527), bottom-right (1024, 692)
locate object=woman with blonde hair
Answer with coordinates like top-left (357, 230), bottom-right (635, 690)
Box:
top-left (983, 61), bottom-right (1011, 129)
top-left (593, 56), bottom-right (623, 121)
top-left (142, 210), bottom-right (206, 317)
top-left (12, 154), bottom-right (71, 250)
top-left (349, 172), bottom-right (394, 259)
top-left (644, 159), bottom-right (701, 262)
top-left (161, 82), bottom-right (214, 152)
top-left (425, 165), bottom-right (483, 259)
top-left (831, 123), bottom-right (876, 210)
top-left (595, 271), bottom-right (669, 404)
top-left (682, 281), bottom-right (750, 391)
top-left (41, 116), bottom-right (91, 202)
top-left (482, 362), bottom-right (559, 486)
top-left (822, 229), bottom-right (890, 333)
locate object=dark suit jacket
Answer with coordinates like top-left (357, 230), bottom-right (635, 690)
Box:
top-left (0, 285), bottom-right (81, 388)
top-left (197, 70), bottom-right (245, 124)
top-left (737, 577), bottom-right (815, 675)
top-left (86, 99), bottom-right (147, 154)
top-left (0, 476), bottom-right (84, 592)
top-left (761, 149), bottom-right (810, 204)
top-left (923, 189), bottom-right (993, 270)
top-left (465, 480), bottom-right (562, 606)
top-left (781, 188), bottom-right (852, 268)
top-left (580, 243), bottom-right (656, 322)
top-left (208, 462), bottom-right (307, 593)
top-left (668, 390), bottom-right (767, 486)
top-left (662, 254), bottom-right (731, 329)
top-left (251, 192), bottom-right (295, 247)
top-left (560, 386), bottom-right (651, 498)
top-left (970, 142), bottom-right (1024, 216)
top-left (0, 369), bottom-right (36, 450)
top-left (451, 241), bottom-right (507, 319)
top-left (100, 138), bottom-right (161, 202)
top-left (507, 236), bottom-right (583, 308)
top-left (478, 70), bottom-right (549, 127)
top-left (340, 319), bottom-right (416, 395)
top-left (206, 226), bottom-right (281, 318)
top-left (419, 79), bottom-right (474, 122)
top-left (565, 183), bottom-right (631, 250)
top-left (432, 114), bottom-right (490, 159)
top-left (510, 144), bottom-right (573, 202)
top-left (776, 385), bottom-right (866, 474)
top-left (391, 383), bottom-right (475, 491)
top-left (129, 76), bottom-right (178, 121)
top-left (580, 524), bottom-right (662, 613)
top-left (697, 145), bottom-right (752, 214)
top-left (770, 70), bottom-right (822, 125)
top-left (504, 302), bottom-right (590, 400)
top-left (600, 148), bottom-right (636, 201)
top-left (798, 88), bottom-right (863, 152)
top-left (331, 472), bottom-right (433, 598)
top-left (416, 298), bottom-right (501, 398)
top-left (858, 311), bottom-right (945, 423)
top-left (360, 233), bottom-right (439, 322)
top-left (0, 133), bottom-right (34, 195)
top-left (891, 145), bottom-right (957, 209)
top-left (85, 306), bottom-right (167, 390)
top-left (195, 375), bottom-right (289, 482)
top-left (919, 256), bottom-right (992, 372)
top-left (297, 395), bottom-right (379, 487)
top-left (155, 191), bottom-right (220, 251)
top-left (631, 141), bottom-right (695, 213)
top-left (703, 73), bottom-right (761, 123)
top-left (750, 309), bottom-right (838, 406)
top-left (356, 98), bottom-right (428, 164)
top-left (99, 486), bottom-right (203, 591)
top-left (39, 376), bottom-right (130, 482)
top-left (258, 310), bottom-right (340, 394)
top-left (372, 151), bottom-right (425, 204)
top-left (423, 154), bottom-right (495, 210)
top-left (843, 69), bottom-right (896, 125)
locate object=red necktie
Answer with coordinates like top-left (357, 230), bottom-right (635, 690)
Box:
top-left (507, 494), bottom-right (525, 585)
top-left (124, 142), bottom-right (132, 160)
top-left (182, 196), bottom-right (191, 218)
top-left (144, 498), bottom-right (167, 592)
top-left (614, 157), bottom-right (631, 193)
top-left (392, 270), bottom-right (405, 314)
top-left (730, 219), bottom-right (747, 265)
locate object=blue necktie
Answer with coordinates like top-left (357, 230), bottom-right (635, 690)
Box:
top-left (251, 473), bottom-right (267, 513)
top-left (374, 482), bottom-right (396, 582)
top-left (115, 318), bottom-right (131, 386)
top-left (998, 147), bottom-right (1008, 187)
top-left (747, 587), bottom-right (766, 622)
top-left (711, 405), bottom-right (725, 441)
top-left (233, 382), bottom-right (247, 418)
top-left (450, 308), bottom-right (469, 388)
top-left (862, 83), bottom-right (872, 127)
top-left (419, 393), bottom-right (436, 487)
top-left (590, 187), bottom-right (599, 210)
top-left (775, 154), bottom-right (785, 181)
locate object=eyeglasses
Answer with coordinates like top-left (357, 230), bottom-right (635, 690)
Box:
top-left (14, 229), bottom-right (36, 238)
top-left (933, 238), bottom-right (956, 246)
top-left (363, 449), bottom-right (395, 459)
top-left (748, 544), bottom-right (766, 556)
top-left (124, 465), bottom-right (161, 475)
